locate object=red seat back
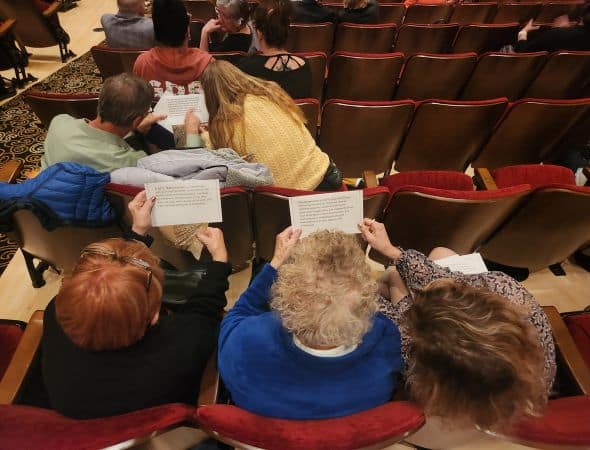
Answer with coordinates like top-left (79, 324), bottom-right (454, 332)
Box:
top-left (403, 3), bottom-right (453, 24)
top-left (90, 45), bottom-right (147, 80)
top-left (24, 91), bottom-right (99, 129)
top-left (326, 52), bottom-right (404, 101)
top-left (294, 98), bottom-right (320, 139)
top-left (394, 23), bottom-right (459, 54)
top-left (379, 3), bottom-right (406, 25)
top-left (525, 51), bottom-right (590, 99)
top-left (285, 22), bottom-right (335, 54)
top-left (333, 23), bottom-right (397, 53)
top-left (452, 23), bottom-right (519, 54)
top-left (394, 98), bottom-right (508, 172)
top-left (319, 99), bottom-right (416, 177)
top-left (182, 0), bottom-right (216, 21)
top-left (491, 2), bottom-right (542, 25)
top-left (448, 3), bottom-right (497, 25)
top-left (293, 51), bottom-right (327, 102)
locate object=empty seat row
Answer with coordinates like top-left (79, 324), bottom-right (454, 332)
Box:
top-left (285, 22), bottom-right (524, 54)
top-left (305, 97), bottom-right (590, 176)
top-left (371, 165), bottom-right (590, 272)
top-left (322, 50), bottom-right (590, 102)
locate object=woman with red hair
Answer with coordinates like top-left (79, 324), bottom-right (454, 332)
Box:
top-left (41, 191), bottom-right (231, 419)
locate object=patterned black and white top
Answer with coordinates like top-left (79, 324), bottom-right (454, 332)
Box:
top-left (377, 249), bottom-right (556, 392)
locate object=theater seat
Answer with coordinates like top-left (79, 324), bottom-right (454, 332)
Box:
top-left (319, 99), bottom-right (415, 178)
top-left (285, 22), bottom-right (335, 54)
top-left (403, 3), bottom-right (453, 24)
top-left (24, 91), bottom-right (99, 129)
top-left (394, 23), bottom-right (459, 54)
top-left (370, 172), bottom-right (530, 263)
top-left (294, 98), bottom-right (320, 139)
top-left (448, 2), bottom-right (497, 25)
top-left (480, 164), bottom-right (590, 271)
top-left (487, 305), bottom-right (590, 449)
top-left (196, 402), bottom-right (425, 450)
top-left (253, 186), bottom-right (390, 261)
top-left (452, 23), bottom-right (519, 54)
top-left (333, 23), bottom-right (397, 53)
top-left (525, 50), bottom-right (590, 99)
top-left (90, 45), bottom-right (147, 79)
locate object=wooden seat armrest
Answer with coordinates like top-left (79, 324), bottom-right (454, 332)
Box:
top-left (197, 350), bottom-right (219, 406)
top-left (42, 1), bottom-right (62, 17)
top-left (543, 305), bottom-right (590, 395)
top-left (473, 167), bottom-right (497, 190)
top-left (0, 160), bottom-right (23, 184)
top-left (0, 18), bottom-right (16, 37)
top-left (0, 310), bottom-right (44, 405)
top-left (583, 166), bottom-right (590, 186)
top-left (363, 170), bottom-right (379, 188)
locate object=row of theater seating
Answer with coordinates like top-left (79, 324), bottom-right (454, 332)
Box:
top-left (183, 0), bottom-right (581, 26)
top-left (21, 91), bottom-right (590, 176)
top-left (3, 160), bottom-right (589, 292)
top-left (2, 302), bottom-right (588, 449)
top-left (89, 46), bottom-right (590, 102)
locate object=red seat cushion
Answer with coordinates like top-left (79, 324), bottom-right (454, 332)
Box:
top-left (509, 396), bottom-right (590, 446)
top-left (0, 403), bottom-right (195, 450)
top-left (380, 171), bottom-right (474, 196)
top-left (564, 313), bottom-right (590, 370)
top-left (491, 164), bottom-right (575, 189)
top-left (0, 323), bottom-right (24, 379)
top-left (196, 402), bottom-right (425, 450)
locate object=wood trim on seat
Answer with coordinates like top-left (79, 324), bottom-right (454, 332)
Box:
top-left (474, 167), bottom-right (498, 190)
top-left (198, 350), bottom-right (219, 406)
top-left (0, 310), bottom-right (44, 405)
top-left (0, 160), bottom-right (23, 184)
top-left (42, 1), bottom-right (62, 17)
top-left (543, 305), bottom-right (590, 395)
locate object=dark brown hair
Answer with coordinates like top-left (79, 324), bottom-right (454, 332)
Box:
top-left (253, 0), bottom-right (292, 48)
top-left (56, 239), bottom-right (164, 351)
top-left (406, 279), bottom-right (548, 429)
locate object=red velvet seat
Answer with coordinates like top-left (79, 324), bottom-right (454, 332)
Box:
top-left (472, 98), bottom-right (590, 169)
top-left (491, 2), bottom-right (541, 25)
top-left (107, 184), bottom-right (254, 272)
top-left (460, 51), bottom-right (548, 101)
top-left (90, 45), bottom-right (147, 80)
top-left (319, 99), bottom-right (415, 177)
top-left (394, 98), bottom-right (508, 172)
top-left (326, 52), bottom-right (404, 101)
top-left (294, 98), bottom-right (320, 139)
top-left (480, 164), bottom-right (590, 271)
top-left (24, 91), bottom-right (99, 129)
top-left (448, 2), bottom-right (497, 25)
top-left (0, 403), bottom-right (196, 450)
top-left (525, 51), bottom-right (590, 99)
top-left (370, 171), bottom-right (530, 262)
top-left (452, 23), bottom-right (519, 54)
top-left (196, 401), bottom-right (425, 450)
top-left (285, 22), bottom-right (335, 54)
top-left (333, 23), bottom-right (397, 53)
top-left (395, 53), bottom-right (477, 100)
top-left (253, 186), bottom-right (390, 261)
top-left (403, 3), bottom-right (453, 24)
top-left (394, 23), bottom-right (459, 54)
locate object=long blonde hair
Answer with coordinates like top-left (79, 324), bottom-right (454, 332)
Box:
top-left (200, 60), bottom-right (306, 154)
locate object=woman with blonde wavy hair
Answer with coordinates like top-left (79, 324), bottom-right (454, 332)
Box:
top-left (218, 227), bottom-right (403, 419)
top-left (359, 218), bottom-right (555, 447)
top-left (196, 59), bottom-right (341, 191)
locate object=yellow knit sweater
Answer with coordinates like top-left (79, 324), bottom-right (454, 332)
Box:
top-left (234, 95), bottom-right (330, 190)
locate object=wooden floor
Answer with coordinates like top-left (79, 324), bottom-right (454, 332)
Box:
top-left (1, 2), bottom-right (588, 449)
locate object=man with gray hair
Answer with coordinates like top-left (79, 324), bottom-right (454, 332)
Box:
top-left (101, 0), bottom-right (155, 48)
top-left (41, 73), bottom-right (165, 172)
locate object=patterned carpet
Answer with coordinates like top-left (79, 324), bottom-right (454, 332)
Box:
top-left (0, 52), bottom-right (102, 273)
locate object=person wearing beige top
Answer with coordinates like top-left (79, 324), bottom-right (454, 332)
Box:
top-left (193, 59), bottom-right (340, 191)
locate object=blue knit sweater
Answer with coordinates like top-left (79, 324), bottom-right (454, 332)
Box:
top-left (218, 264), bottom-right (403, 419)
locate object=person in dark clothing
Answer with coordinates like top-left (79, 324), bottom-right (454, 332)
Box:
top-left (239, 0), bottom-right (312, 99)
top-left (41, 191), bottom-right (231, 419)
top-left (337, 0), bottom-right (379, 24)
top-left (200, 0), bottom-right (253, 52)
top-left (291, 0), bottom-right (336, 23)
top-left (515, 3), bottom-right (590, 52)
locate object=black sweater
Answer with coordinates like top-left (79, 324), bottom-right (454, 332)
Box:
top-left (41, 259), bottom-right (231, 419)
top-left (515, 26), bottom-right (590, 52)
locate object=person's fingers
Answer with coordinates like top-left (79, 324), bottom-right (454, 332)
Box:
top-left (150, 113), bottom-right (167, 122)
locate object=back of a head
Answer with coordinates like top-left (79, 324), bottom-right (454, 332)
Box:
top-left (253, 0), bottom-right (293, 47)
top-left (99, 73), bottom-right (153, 127)
top-left (152, 0), bottom-right (189, 47)
top-left (271, 231), bottom-right (377, 348)
top-left (344, 0), bottom-right (368, 10)
top-left (406, 279), bottom-right (547, 429)
top-left (56, 239), bottom-right (164, 351)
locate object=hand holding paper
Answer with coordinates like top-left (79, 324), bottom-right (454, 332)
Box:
top-left (289, 191), bottom-right (363, 237)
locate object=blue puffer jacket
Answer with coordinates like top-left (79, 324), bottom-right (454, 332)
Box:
top-left (0, 162), bottom-right (118, 231)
